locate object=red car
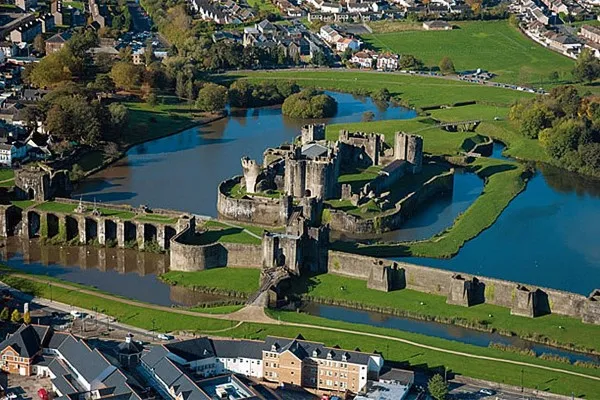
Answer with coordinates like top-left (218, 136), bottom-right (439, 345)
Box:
top-left (37, 388), bottom-right (49, 400)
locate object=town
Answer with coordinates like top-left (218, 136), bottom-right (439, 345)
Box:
top-left (0, 0), bottom-right (598, 398)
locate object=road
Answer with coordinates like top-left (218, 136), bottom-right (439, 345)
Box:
top-left (1, 274), bottom-right (595, 399)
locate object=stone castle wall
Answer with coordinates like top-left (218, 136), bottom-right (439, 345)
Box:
top-left (217, 177), bottom-right (289, 226)
top-left (328, 170), bottom-right (454, 234)
top-left (327, 251), bottom-right (598, 324)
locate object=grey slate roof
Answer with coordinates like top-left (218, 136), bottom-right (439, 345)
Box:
top-left (301, 143), bottom-right (328, 159)
top-left (140, 344), bottom-right (169, 368)
top-left (0, 324), bottom-right (43, 358)
top-left (263, 336), bottom-right (373, 365)
top-left (212, 339), bottom-right (264, 359)
top-left (164, 337), bottom-right (215, 362)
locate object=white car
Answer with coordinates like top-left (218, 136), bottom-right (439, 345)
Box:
top-left (479, 388), bottom-right (495, 395)
top-left (157, 334), bottom-right (174, 341)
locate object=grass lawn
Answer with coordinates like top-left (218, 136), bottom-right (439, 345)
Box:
top-left (3, 272), bottom-right (598, 397)
top-left (289, 273), bottom-right (600, 353)
top-left (35, 201), bottom-right (77, 213)
top-left (135, 214), bottom-right (179, 224)
top-left (63, 1), bottom-right (84, 10)
top-left (0, 169), bottom-right (14, 181)
top-left (326, 119), bottom-right (484, 156)
top-left (361, 20), bottom-right (574, 86)
top-left (10, 200), bottom-right (36, 210)
top-left (0, 179), bottom-right (15, 187)
top-left (202, 220), bottom-right (263, 245)
top-left (123, 96), bottom-right (211, 147)
top-left (160, 268), bottom-right (261, 294)
top-left (96, 207), bottom-right (135, 220)
top-left (338, 157), bottom-right (526, 258)
top-left (227, 70), bottom-right (533, 109)
top-left (190, 304), bottom-right (245, 314)
top-left (246, 0), bottom-right (280, 13)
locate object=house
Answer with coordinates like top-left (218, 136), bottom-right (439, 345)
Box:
top-left (38, 13), bottom-right (55, 33)
top-left (377, 52), bottom-right (399, 71)
top-left (0, 142), bottom-right (27, 165)
top-left (257, 19), bottom-right (277, 35)
top-left (45, 31), bottom-right (72, 54)
top-left (320, 24), bottom-right (342, 43)
top-left (336, 37), bottom-right (361, 52)
top-left (15, 0), bottom-right (38, 11)
top-left (0, 42), bottom-right (18, 58)
top-left (347, 2), bottom-right (372, 12)
top-left (141, 335), bottom-right (384, 395)
top-left (321, 2), bottom-right (343, 13)
top-left (9, 20), bottom-right (42, 43)
top-left (0, 324), bottom-right (141, 399)
top-left (422, 20), bottom-right (452, 30)
top-left (580, 25), bottom-right (600, 44)
top-left (350, 50), bottom-right (375, 68)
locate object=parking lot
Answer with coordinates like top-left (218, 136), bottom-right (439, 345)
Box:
top-left (3, 374), bottom-right (52, 400)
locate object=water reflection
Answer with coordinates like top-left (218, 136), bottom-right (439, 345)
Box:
top-left (75, 92), bottom-right (417, 216)
top-left (0, 238), bottom-right (228, 307)
top-left (303, 303), bottom-right (600, 364)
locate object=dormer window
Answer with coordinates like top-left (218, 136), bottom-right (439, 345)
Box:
top-left (342, 353), bottom-right (348, 362)
top-left (271, 343), bottom-right (279, 352)
top-left (327, 351), bottom-right (333, 360)
top-left (312, 349), bottom-right (319, 357)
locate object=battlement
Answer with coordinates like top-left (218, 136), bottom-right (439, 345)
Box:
top-left (301, 123), bottom-right (326, 144)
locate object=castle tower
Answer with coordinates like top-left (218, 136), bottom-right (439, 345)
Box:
top-left (395, 132), bottom-right (423, 174)
top-left (301, 124), bottom-right (326, 145)
top-left (241, 157), bottom-right (261, 194)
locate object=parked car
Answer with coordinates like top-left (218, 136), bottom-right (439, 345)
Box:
top-left (157, 333), bottom-right (174, 341)
top-left (479, 388), bottom-right (495, 395)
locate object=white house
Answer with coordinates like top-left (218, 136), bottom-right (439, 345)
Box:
top-left (336, 37), bottom-right (361, 52)
top-left (321, 2), bottom-right (343, 13)
top-left (0, 142), bottom-right (27, 166)
top-left (350, 50), bottom-right (374, 68)
top-left (377, 53), bottom-right (399, 70)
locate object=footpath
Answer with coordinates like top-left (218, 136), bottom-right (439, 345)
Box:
top-left (2, 273), bottom-right (600, 386)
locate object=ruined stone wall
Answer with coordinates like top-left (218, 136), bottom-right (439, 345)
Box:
top-left (221, 242), bottom-right (263, 268)
top-left (470, 138), bottom-right (494, 157)
top-left (217, 177), bottom-right (289, 226)
top-left (327, 251), bottom-right (598, 323)
top-left (328, 171), bottom-right (453, 234)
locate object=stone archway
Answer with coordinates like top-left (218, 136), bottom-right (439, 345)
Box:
top-left (85, 218), bottom-right (98, 243)
top-left (27, 211), bottom-right (40, 237)
top-left (66, 216), bottom-right (78, 241)
top-left (164, 226), bottom-right (176, 249)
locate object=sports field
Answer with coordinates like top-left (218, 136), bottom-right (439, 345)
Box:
top-left (361, 20), bottom-right (574, 85)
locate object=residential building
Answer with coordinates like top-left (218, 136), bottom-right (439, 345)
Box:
top-left (350, 50), bottom-right (375, 68)
top-left (0, 324), bottom-right (142, 399)
top-left (0, 142), bottom-right (27, 165)
top-left (422, 20), bottom-right (452, 30)
top-left (9, 20), bottom-right (42, 43)
top-left (15, 0), bottom-right (38, 11)
top-left (45, 31), bottom-right (72, 54)
top-left (377, 52), bottom-right (399, 71)
top-left (320, 25), bottom-right (342, 43)
top-left (580, 25), bottom-right (600, 44)
top-left (321, 2), bottom-right (343, 13)
top-left (38, 13), bottom-right (55, 33)
top-left (141, 335), bottom-right (384, 395)
top-left (336, 37), bottom-right (361, 52)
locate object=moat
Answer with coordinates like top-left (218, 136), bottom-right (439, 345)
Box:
top-left (72, 91), bottom-right (600, 295)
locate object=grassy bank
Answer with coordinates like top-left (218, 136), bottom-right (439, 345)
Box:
top-left (202, 220), bottom-right (264, 245)
top-left (362, 20), bottom-right (574, 85)
top-left (227, 70), bottom-right (533, 109)
top-left (288, 273), bottom-right (600, 354)
top-left (160, 268), bottom-right (261, 295)
top-left (3, 273), bottom-right (599, 398)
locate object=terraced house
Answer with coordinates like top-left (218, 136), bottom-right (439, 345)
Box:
top-left (140, 335), bottom-right (384, 396)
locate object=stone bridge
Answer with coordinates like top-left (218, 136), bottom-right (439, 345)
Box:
top-left (247, 266), bottom-right (293, 307)
top-left (0, 198), bottom-right (191, 251)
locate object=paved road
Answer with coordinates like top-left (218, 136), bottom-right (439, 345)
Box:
top-left (3, 273), bottom-right (599, 390)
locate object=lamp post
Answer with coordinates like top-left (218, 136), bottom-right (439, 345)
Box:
top-left (47, 282), bottom-right (52, 302)
top-left (520, 368), bottom-right (524, 393)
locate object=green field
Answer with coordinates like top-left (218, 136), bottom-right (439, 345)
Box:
top-left (246, 0), bottom-right (280, 14)
top-left (4, 273), bottom-right (600, 398)
top-left (227, 70), bottom-right (533, 109)
top-left (289, 273), bottom-right (600, 353)
top-left (160, 267), bottom-right (260, 294)
top-left (362, 20), bottom-right (574, 85)
top-left (202, 220), bottom-right (264, 245)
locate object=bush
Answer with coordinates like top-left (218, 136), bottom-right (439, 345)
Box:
top-left (196, 83), bottom-right (228, 112)
top-left (281, 89), bottom-right (338, 118)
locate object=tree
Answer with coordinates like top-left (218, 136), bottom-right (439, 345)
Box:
top-left (573, 48), bottom-right (600, 83)
top-left (110, 62), bottom-right (142, 90)
top-left (23, 311), bottom-right (31, 325)
top-left (146, 92), bottom-right (158, 106)
top-left (510, 100), bottom-right (554, 139)
top-left (542, 118), bottom-right (587, 160)
top-left (10, 309), bottom-right (21, 323)
top-left (282, 89), bottom-right (338, 118)
top-left (399, 54), bottom-right (423, 70)
top-left (196, 83), bottom-right (228, 112)
top-left (33, 34), bottom-right (45, 54)
top-left (26, 50), bottom-right (73, 88)
top-left (465, 0), bottom-right (482, 14)
top-left (372, 88), bottom-right (391, 102)
top-left (439, 56), bottom-right (455, 75)
top-left (0, 307), bottom-right (9, 321)
top-left (144, 40), bottom-right (155, 66)
top-left (44, 94), bottom-right (101, 144)
top-left (108, 102), bottom-right (129, 131)
top-left (88, 74), bottom-right (115, 93)
top-left (428, 374), bottom-right (448, 400)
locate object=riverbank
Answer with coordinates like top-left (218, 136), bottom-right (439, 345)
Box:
top-left (286, 272), bottom-right (600, 355)
top-left (2, 271), bottom-right (600, 398)
top-left (160, 268), bottom-right (261, 298)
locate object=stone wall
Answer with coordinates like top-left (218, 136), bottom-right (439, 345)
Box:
top-left (221, 242), bottom-right (263, 268)
top-left (327, 251), bottom-right (599, 324)
top-left (328, 171), bottom-right (454, 234)
top-left (217, 177), bottom-right (290, 226)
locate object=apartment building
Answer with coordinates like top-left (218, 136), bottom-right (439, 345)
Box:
top-left (141, 335), bottom-right (383, 395)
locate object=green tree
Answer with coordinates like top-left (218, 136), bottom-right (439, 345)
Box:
top-left (10, 309), bottom-right (21, 323)
top-left (439, 56), bottom-right (455, 75)
top-left (0, 307), bottom-right (9, 321)
top-left (110, 62), bottom-right (142, 90)
top-left (282, 89), bottom-right (338, 118)
top-left (88, 74), bottom-right (115, 93)
top-left (23, 311), bottom-right (31, 325)
top-left (511, 101), bottom-right (554, 139)
top-left (33, 34), bottom-right (45, 54)
top-left (144, 40), bottom-right (155, 66)
top-left (196, 83), bottom-right (228, 112)
top-left (542, 118), bottom-right (586, 159)
top-left (573, 48), bottom-right (600, 83)
top-left (26, 51), bottom-right (72, 88)
top-left (399, 54), bottom-right (423, 70)
top-left (428, 374), bottom-right (448, 400)
top-left (108, 102), bottom-right (129, 131)
top-left (44, 95), bottom-right (101, 144)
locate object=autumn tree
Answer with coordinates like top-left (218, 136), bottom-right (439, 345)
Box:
top-left (33, 34), bottom-right (45, 54)
top-left (10, 309), bottom-right (21, 323)
top-left (23, 311), bottom-right (31, 325)
top-left (439, 56), bottom-right (455, 75)
top-left (0, 307), bottom-right (9, 321)
top-left (110, 62), bottom-right (142, 90)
